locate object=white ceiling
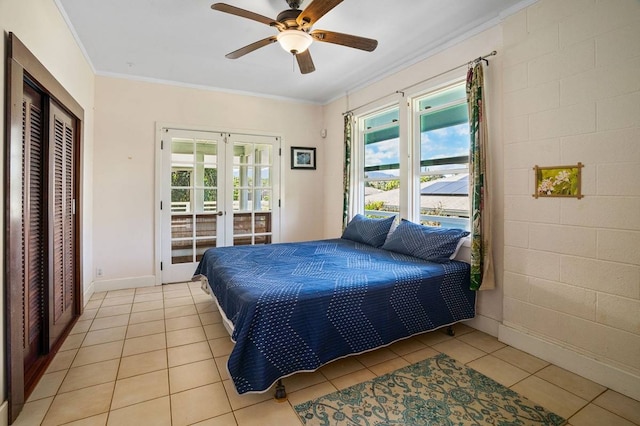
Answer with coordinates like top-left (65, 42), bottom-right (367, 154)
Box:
top-left (56, 0), bottom-right (525, 104)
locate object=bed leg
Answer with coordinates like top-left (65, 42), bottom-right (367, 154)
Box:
top-left (274, 380), bottom-right (287, 402)
top-left (446, 325), bottom-right (455, 336)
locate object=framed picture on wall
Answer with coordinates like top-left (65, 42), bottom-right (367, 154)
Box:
top-left (291, 146), bottom-right (316, 170)
top-left (533, 163), bottom-right (584, 199)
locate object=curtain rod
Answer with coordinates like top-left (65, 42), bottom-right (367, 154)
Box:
top-left (343, 50), bottom-right (497, 116)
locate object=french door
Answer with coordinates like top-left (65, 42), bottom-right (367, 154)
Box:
top-left (160, 129), bottom-right (280, 283)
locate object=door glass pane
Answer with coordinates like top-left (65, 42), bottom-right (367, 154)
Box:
top-left (233, 213), bottom-right (252, 235)
top-left (172, 139), bottom-right (193, 155)
top-left (254, 144), bottom-right (271, 165)
top-left (234, 189), bottom-right (253, 211)
top-left (172, 240), bottom-right (192, 264)
top-left (233, 166), bottom-right (254, 187)
top-left (255, 190), bottom-right (271, 211)
top-left (234, 143), bottom-right (254, 165)
top-left (203, 165), bottom-right (217, 187)
top-left (195, 214), bottom-right (217, 237)
top-left (171, 189), bottom-right (192, 212)
top-left (254, 235), bottom-right (272, 245)
top-left (194, 189), bottom-right (217, 213)
top-left (196, 239), bottom-right (216, 261)
top-left (196, 140), bottom-right (217, 158)
top-left (171, 169), bottom-right (191, 187)
top-left (256, 167), bottom-right (270, 187)
top-left (255, 213), bottom-right (271, 235)
top-left (171, 215), bottom-right (193, 239)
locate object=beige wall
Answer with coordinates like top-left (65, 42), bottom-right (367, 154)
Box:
top-left (92, 77), bottom-right (325, 287)
top-left (0, 0), bottom-right (96, 421)
top-left (500, 0), bottom-right (640, 400)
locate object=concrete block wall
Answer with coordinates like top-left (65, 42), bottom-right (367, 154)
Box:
top-left (501, 0), bottom-right (640, 398)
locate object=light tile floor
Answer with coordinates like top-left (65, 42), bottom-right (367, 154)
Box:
top-left (14, 282), bottom-right (640, 426)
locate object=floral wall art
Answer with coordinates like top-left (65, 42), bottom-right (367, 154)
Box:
top-left (533, 163), bottom-right (583, 199)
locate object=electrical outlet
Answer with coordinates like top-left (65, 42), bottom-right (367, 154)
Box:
top-left (96, 268), bottom-right (103, 277)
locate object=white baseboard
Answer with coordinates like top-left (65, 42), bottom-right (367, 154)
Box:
top-left (93, 275), bottom-right (157, 293)
top-left (499, 323), bottom-right (640, 402)
top-left (0, 400), bottom-right (8, 426)
top-left (465, 314), bottom-right (500, 337)
top-left (83, 280), bottom-right (95, 307)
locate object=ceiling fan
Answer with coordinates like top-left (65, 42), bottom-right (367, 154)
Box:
top-left (211, 0), bottom-right (378, 74)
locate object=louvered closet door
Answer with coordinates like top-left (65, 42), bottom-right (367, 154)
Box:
top-left (48, 102), bottom-right (76, 347)
top-left (22, 85), bottom-right (46, 379)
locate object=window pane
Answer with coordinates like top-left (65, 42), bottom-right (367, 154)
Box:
top-left (418, 84), bottom-right (466, 111)
top-left (417, 84), bottom-right (470, 231)
top-left (364, 109), bottom-right (398, 128)
top-left (364, 126), bottom-right (399, 145)
top-left (420, 103), bottom-right (468, 134)
top-left (364, 178), bottom-right (400, 219)
top-left (363, 108), bottom-right (400, 220)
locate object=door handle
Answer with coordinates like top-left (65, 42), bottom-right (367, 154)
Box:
top-left (216, 211), bottom-right (224, 216)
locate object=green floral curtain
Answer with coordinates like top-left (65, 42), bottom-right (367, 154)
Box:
top-left (342, 113), bottom-right (353, 230)
top-left (466, 62), bottom-right (495, 290)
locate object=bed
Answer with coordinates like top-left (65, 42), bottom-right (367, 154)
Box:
top-left (193, 218), bottom-right (476, 396)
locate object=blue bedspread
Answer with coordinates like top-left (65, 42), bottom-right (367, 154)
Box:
top-left (193, 238), bottom-right (475, 394)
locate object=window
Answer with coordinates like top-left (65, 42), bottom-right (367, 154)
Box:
top-left (358, 81), bottom-right (470, 230)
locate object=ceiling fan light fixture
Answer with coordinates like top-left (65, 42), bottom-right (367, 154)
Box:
top-left (277, 30), bottom-right (312, 54)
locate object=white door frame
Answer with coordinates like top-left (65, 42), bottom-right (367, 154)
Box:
top-left (154, 123), bottom-right (283, 286)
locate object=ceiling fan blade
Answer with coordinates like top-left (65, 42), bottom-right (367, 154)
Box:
top-left (310, 30), bottom-right (378, 52)
top-left (225, 36), bottom-right (278, 59)
top-left (296, 50), bottom-right (316, 74)
top-left (296, 0), bottom-right (343, 27)
top-left (211, 3), bottom-right (282, 29)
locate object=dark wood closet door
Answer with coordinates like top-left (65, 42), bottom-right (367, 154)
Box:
top-left (49, 102), bottom-right (76, 347)
top-left (6, 33), bottom-right (84, 422)
top-left (22, 85), bottom-right (48, 387)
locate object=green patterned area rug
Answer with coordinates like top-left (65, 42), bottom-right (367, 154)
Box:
top-left (295, 353), bottom-right (566, 425)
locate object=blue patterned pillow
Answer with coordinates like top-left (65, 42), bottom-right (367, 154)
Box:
top-left (341, 214), bottom-right (396, 248)
top-left (381, 219), bottom-right (469, 263)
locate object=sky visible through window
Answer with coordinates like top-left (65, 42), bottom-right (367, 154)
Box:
top-left (365, 123), bottom-right (469, 177)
